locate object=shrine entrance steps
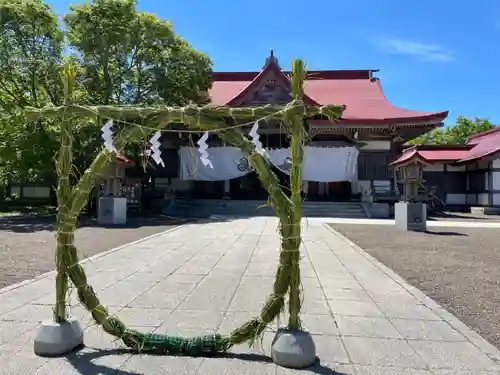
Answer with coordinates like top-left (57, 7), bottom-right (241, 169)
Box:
top-left (163, 199), bottom-right (368, 219)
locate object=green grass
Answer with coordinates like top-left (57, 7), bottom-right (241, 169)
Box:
top-left (0, 211), bottom-right (21, 217)
top-left (0, 205), bottom-right (56, 217)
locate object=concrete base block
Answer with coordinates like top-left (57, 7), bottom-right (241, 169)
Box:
top-left (395, 202), bottom-right (427, 232)
top-left (34, 318), bottom-right (84, 357)
top-left (471, 206), bottom-right (500, 216)
top-left (271, 328), bottom-right (317, 369)
top-left (97, 197), bottom-right (127, 225)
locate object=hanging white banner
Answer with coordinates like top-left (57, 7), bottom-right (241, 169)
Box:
top-left (267, 146), bottom-right (359, 182)
top-left (179, 146), bottom-right (253, 181)
top-left (180, 146), bottom-right (359, 182)
top-left (303, 146), bottom-right (359, 182)
top-left (267, 148), bottom-right (292, 175)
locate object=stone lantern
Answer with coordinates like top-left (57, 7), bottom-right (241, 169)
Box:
top-left (390, 149), bottom-right (430, 232)
top-left (97, 155), bottom-right (134, 225)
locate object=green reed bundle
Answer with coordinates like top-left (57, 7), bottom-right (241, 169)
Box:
top-left (26, 59), bottom-right (344, 356)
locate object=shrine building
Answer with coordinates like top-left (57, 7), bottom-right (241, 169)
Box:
top-left (391, 127), bottom-right (500, 214)
top-left (133, 50), bottom-right (448, 213)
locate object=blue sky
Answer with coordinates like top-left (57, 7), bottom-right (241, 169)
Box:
top-left (48, 0), bottom-right (500, 126)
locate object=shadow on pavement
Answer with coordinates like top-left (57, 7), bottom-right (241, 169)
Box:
top-left (424, 230), bottom-right (468, 236)
top-left (429, 212), bottom-right (500, 221)
top-left (221, 353), bottom-right (349, 374)
top-left (67, 347), bottom-right (348, 375)
top-left (0, 214), bottom-right (194, 233)
top-left (64, 347), bottom-right (140, 375)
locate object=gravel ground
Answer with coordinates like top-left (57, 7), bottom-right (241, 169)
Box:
top-left (329, 223), bottom-right (500, 350)
top-left (430, 211), bottom-right (500, 222)
top-left (0, 215), bottom-right (190, 289)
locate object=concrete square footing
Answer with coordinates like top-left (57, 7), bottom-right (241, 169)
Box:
top-left (471, 206), bottom-right (500, 216)
top-left (395, 202), bottom-right (427, 232)
top-left (271, 328), bottom-right (317, 369)
top-left (33, 318), bottom-right (84, 357)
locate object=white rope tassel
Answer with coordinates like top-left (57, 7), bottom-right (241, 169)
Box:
top-left (197, 132), bottom-right (213, 168)
top-left (250, 121), bottom-right (267, 157)
top-left (101, 120), bottom-right (117, 153)
top-left (149, 131), bottom-right (165, 167)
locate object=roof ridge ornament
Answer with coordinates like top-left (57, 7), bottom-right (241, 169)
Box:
top-left (264, 49), bottom-right (280, 69)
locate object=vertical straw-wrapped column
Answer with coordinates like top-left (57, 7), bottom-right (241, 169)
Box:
top-left (53, 63), bottom-right (77, 323)
top-left (287, 59), bottom-right (306, 330)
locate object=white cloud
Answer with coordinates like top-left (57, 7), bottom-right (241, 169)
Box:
top-left (376, 37), bottom-right (454, 62)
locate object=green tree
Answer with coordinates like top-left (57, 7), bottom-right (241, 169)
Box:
top-left (64, 0), bottom-right (213, 169)
top-left (0, 0), bottom-right (64, 185)
top-left (64, 0), bottom-right (212, 106)
top-left (0, 0), bottom-right (213, 187)
top-left (408, 116), bottom-right (496, 145)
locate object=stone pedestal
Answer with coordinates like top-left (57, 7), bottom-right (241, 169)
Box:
top-left (98, 197), bottom-right (127, 225)
top-left (395, 202), bottom-right (427, 232)
top-left (361, 194), bottom-right (373, 203)
top-left (271, 329), bottom-right (317, 369)
top-left (34, 318), bottom-right (84, 356)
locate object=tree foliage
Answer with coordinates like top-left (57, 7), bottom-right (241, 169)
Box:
top-left (0, 0), bottom-right (63, 184)
top-left (0, 0), bottom-right (213, 185)
top-left (65, 0), bottom-right (212, 106)
top-left (408, 116), bottom-right (496, 145)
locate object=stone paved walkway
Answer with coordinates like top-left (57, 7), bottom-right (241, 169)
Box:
top-left (1, 217), bottom-right (500, 374)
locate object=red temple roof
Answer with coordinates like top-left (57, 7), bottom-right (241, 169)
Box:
top-left (419, 149), bottom-right (471, 161)
top-left (209, 53), bottom-right (448, 125)
top-left (390, 145), bottom-right (471, 167)
top-left (459, 127), bottom-right (500, 163)
top-left (392, 127), bottom-right (500, 166)
top-left (389, 148), bottom-right (432, 168)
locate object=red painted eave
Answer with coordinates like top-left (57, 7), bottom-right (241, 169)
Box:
top-left (389, 149), bottom-right (431, 167)
top-left (310, 111), bottom-right (448, 125)
top-left (418, 149), bottom-right (471, 161)
top-left (397, 145), bottom-right (471, 162)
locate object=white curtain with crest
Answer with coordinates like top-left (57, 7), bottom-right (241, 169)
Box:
top-left (179, 146), bottom-right (253, 181)
top-left (179, 146), bottom-right (359, 182)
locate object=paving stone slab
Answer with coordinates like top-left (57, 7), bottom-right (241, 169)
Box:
top-left (323, 287), bottom-right (372, 302)
top-left (116, 307), bottom-right (172, 327)
top-left (121, 354), bottom-right (204, 375)
top-left (390, 318), bottom-right (467, 342)
top-left (336, 316), bottom-right (402, 339)
top-left (300, 314), bottom-right (340, 336)
top-left (409, 340), bottom-right (500, 371)
top-left (0, 344), bottom-right (49, 375)
top-left (197, 357), bottom-right (276, 375)
top-left (342, 337), bottom-right (427, 368)
top-left (328, 300), bottom-right (384, 318)
top-left (276, 362), bottom-right (355, 374)
top-left (353, 366), bottom-right (433, 375)
top-left (0, 320), bottom-right (38, 345)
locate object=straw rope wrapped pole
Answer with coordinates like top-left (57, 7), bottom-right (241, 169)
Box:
top-left (287, 59), bottom-right (307, 330)
top-left (53, 62), bottom-right (77, 323)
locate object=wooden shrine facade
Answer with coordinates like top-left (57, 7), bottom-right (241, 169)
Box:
top-left (125, 51), bottom-right (449, 203)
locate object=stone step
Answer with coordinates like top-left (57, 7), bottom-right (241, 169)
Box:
top-left (164, 199), bottom-right (368, 218)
